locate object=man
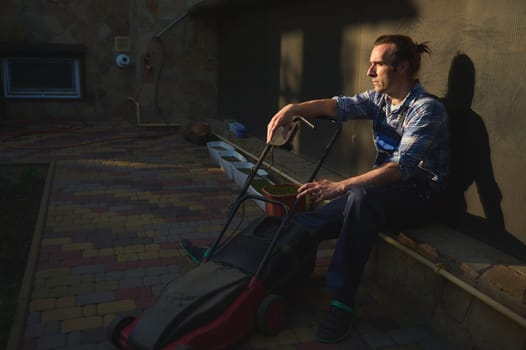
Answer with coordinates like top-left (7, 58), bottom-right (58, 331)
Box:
top-left (266, 34), bottom-right (449, 343)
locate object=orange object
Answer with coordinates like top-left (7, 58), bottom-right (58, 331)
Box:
top-left (261, 184), bottom-right (306, 217)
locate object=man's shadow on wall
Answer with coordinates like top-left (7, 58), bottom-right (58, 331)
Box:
top-left (440, 53), bottom-right (526, 262)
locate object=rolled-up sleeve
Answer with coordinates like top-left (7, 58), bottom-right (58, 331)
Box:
top-left (392, 100), bottom-right (447, 181)
top-left (332, 91), bottom-right (376, 122)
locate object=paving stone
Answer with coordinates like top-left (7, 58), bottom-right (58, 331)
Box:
top-left (62, 242), bottom-right (95, 252)
top-left (27, 311), bottom-right (41, 325)
top-left (168, 264), bottom-right (184, 274)
top-left (97, 300), bottom-right (136, 315)
top-left (119, 276), bottom-right (144, 289)
top-left (56, 296), bottom-right (76, 308)
top-left (41, 238), bottom-right (73, 247)
top-left (123, 267), bottom-right (146, 279)
top-left (36, 333), bottom-right (67, 350)
top-left (146, 265), bottom-right (168, 276)
top-left (143, 275), bottom-right (161, 286)
top-left (79, 327), bottom-right (106, 344)
top-left (151, 283), bottom-right (166, 296)
top-left (95, 272), bottom-right (106, 282)
top-left (76, 291), bottom-right (115, 306)
top-left (160, 272), bottom-right (184, 285)
top-left (71, 264), bottom-right (106, 275)
top-left (42, 307), bottom-right (83, 323)
top-left (82, 274), bottom-right (95, 284)
top-left (117, 253), bottom-right (139, 263)
top-left (98, 248), bottom-right (114, 256)
top-left (30, 298), bottom-right (56, 312)
top-left (138, 250), bottom-right (160, 260)
top-left (69, 283), bottom-right (95, 295)
top-left (35, 267), bottom-right (72, 279)
top-left (99, 341), bottom-right (117, 350)
top-left (83, 305), bottom-right (97, 317)
top-left (66, 331), bottom-right (81, 346)
top-left (82, 249), bottom-right (98, 257)
top-left (46, 275), bottom-right (83, 288)
top-left (25, 323), bottom-right (45, 338)
top-left (95, 280), bottom-right (119, 293)
top-left (45, 321), bottom-right (61, 335)
top-left (105, 270), bottom-right (124, 281)
top-left (58, 344), bottom-right (97, 350)
top-left (61, 316), bottom-right (103, 333)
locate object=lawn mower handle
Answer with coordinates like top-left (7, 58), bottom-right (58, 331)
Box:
top-left (204, 193), bottom-right (289, 262)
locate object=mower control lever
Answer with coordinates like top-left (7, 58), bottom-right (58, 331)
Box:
top-left (268, 115), bottom-right (314, 147)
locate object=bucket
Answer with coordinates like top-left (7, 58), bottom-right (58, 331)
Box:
top-left (261, 183), bottom-right (306, 217)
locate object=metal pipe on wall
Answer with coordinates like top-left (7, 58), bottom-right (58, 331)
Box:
top-left (129, 0), bottom-right (190, 127)
top-left (379, 233), bottom-right (526, 330)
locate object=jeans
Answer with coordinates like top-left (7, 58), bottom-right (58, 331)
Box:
top-left (293, 182), bottom-right (438, 306)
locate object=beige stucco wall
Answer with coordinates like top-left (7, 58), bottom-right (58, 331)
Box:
top-left (215, 0), bottom-right (526, 245)
top-left (0, 0), bottom-right (217, 125)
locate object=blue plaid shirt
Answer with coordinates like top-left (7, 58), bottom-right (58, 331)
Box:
top-left (333, 83), bottom-right (449, 191)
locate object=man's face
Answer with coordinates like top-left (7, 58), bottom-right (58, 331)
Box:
top-left (367, 43), bottom-right (400, 95)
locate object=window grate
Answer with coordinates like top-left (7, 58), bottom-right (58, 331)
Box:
top-left (2, 57), bottom-right (81, 99)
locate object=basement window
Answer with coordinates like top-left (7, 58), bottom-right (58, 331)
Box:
top-left (0, 43), bottom-right (86, 100)
top-left (3, 57), bottom-right (81, 99)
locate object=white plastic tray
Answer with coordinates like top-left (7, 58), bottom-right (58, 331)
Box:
top-left (206, 141), bottom-right (235, 165)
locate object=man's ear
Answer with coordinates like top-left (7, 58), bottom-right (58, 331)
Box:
top-left (397, 61), bottom-right (409, 74)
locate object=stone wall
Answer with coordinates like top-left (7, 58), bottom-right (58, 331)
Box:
top-left (0, 0), bottom-right (217, 125)
top-left (369, 239), bottom-right (526, 350)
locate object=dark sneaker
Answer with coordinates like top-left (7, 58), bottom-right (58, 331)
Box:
top-left (316, 300), bottom-right (354, 344)
top-left (178, 239), bottom-right (208, 264)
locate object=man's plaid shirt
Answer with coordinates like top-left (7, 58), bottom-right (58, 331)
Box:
top-left (333, 83), bottom-right (449, 191)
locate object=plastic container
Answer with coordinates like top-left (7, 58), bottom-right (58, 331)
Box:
top-left (217, 150), bottom-right (248, 179)
top-left (206, 141), bottom-right (235, 165)
top-left (261, 183), bottom-right (305, 217)
top-left (231, 162), bottom-right (269, 187)
top-left (247, 185), bottom-right (267, 211)
top-left (228, 122), bottom-right (247, 138)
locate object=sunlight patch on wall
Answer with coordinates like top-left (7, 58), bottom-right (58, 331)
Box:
top-left (279, 29), bottom-right (303, 107)
top-left (279, 29), bottom-right (304, 152)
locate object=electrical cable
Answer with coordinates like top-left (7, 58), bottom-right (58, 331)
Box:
top-left (129, 35), bottom-right (172, 126)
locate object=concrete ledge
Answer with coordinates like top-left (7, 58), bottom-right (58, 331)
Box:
top-left (393, 225), bottom-right (526, 319)
top-left (207, 119), bottom-right (341, 184)
top-left (208, 118), bottom-right (526, 349)
top-left (369, 237), bottom-right (526, 350)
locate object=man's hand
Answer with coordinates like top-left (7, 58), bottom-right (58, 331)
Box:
top-left (300, 163), bottom-right (402, 203)
top-left (266, 99), bottom-right (337, 144)
top-left (266, 104), bottom-right (295, 144)
top-left (297, 179), bottom-right (345, 203)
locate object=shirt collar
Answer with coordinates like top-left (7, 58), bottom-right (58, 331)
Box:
top-left (384, 82), bottom-right (424, 112)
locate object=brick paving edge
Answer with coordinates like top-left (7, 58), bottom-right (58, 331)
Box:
top-left (6, 161), bottom-right (56, 350)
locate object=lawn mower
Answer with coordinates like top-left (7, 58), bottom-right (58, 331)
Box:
top-left (107, 116), bottom-right (342, 349)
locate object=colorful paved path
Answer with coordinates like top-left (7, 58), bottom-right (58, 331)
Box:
top-left (1, 124), bottom-right (452, 350)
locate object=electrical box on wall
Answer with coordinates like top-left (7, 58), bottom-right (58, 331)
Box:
top-left (114, 36), bottom-right (130, 52)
